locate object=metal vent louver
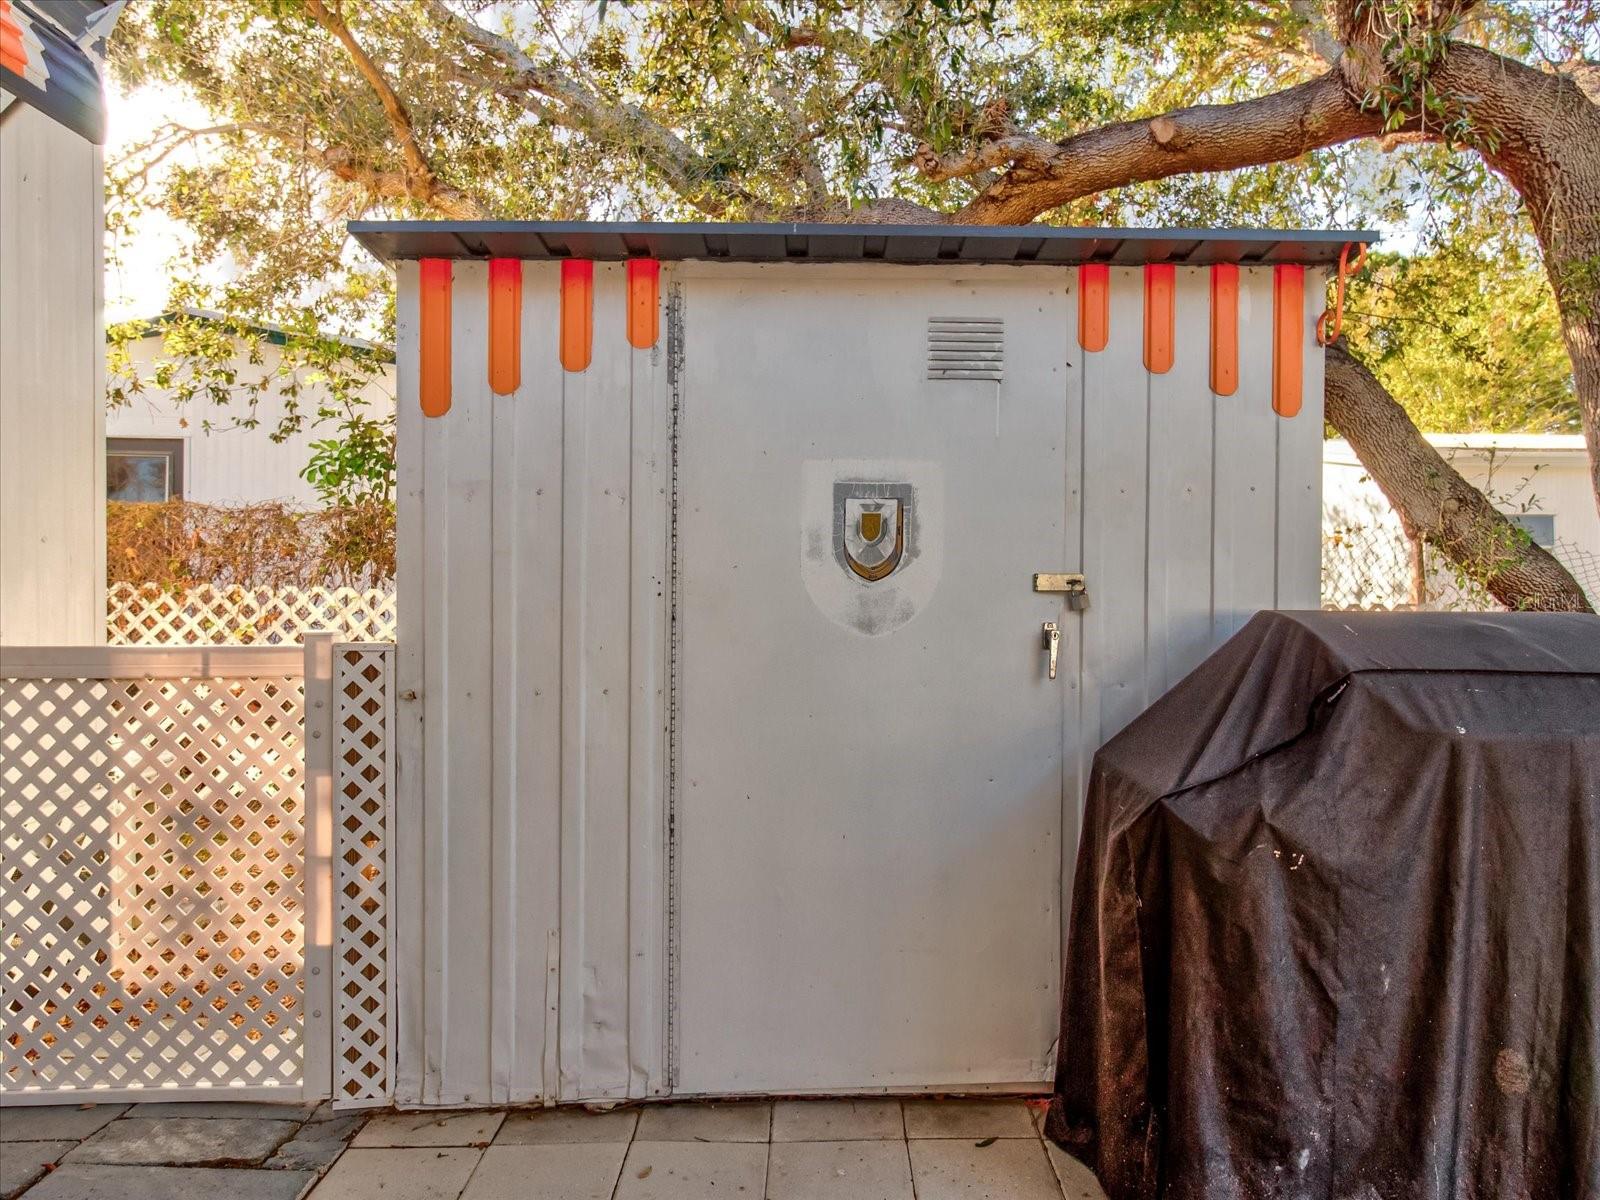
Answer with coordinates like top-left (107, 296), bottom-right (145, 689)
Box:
top-left (927, 317), bottom-right (1004, 381)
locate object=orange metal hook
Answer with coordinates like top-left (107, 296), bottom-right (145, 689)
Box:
top-left (1316, 240), bottom-right (1369, 346)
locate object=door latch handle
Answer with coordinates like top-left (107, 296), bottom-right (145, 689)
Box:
top-left (1042, 621), bottom-right (1061, 680)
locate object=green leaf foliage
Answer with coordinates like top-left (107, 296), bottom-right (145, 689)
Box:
top-left (103, 0), bottom-right (1589, 487)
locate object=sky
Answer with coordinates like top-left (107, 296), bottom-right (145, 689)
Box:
top-left (103, 81), bottom-right (213, 321)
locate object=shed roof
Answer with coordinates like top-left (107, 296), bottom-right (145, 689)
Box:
top-left (349, 221), bottom-right (1378, 267)
top-left (120, 308), bottom-right (395, 361)
top-left (0, 1), bottom-right (123, 143)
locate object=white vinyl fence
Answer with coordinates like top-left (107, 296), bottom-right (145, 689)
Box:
top-left (108, 583), bottom-right (397, 646)
top-left (0, 637), bottom-right (393, 1108)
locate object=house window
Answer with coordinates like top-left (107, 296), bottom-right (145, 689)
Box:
top-left (108, 438), bottom-right (184, 502)
top-left (1506, 513), bottom-right (1556, 548)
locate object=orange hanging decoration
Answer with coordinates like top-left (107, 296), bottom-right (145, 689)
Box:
top-left (418, 258), bottom-right (453, 418)
top-left (1078, 263), bottom-right (1109, 352)
top-left (1209, 264), bottom-right (1239, 397)
top-left (1316, 241), bottom-right (1369, 346)
top-left (488, 258), bottom-right (522, 395)
top-left (560, 260), bottom-right (594, 372)
top-left (1143, 263), bottom-right (1175, 374)
top-left (1273, 264), bottom-right (1305, 418)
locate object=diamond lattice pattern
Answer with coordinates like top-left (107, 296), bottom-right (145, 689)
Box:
top-left (108, 584), bottom-right (396, 646)
top-left (333, 647), bottom-right (392, 1107)
top-left (2, 673), bottom-right (306, 1096)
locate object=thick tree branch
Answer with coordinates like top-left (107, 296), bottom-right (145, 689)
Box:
top-left (910, 133), bottom-right (1062, 183)
top-left (953, 68), bottom-right (1385, 224)
top-left (304, 0), bottom-right (484, 218)
top-left (1325, 342), bottom-right (1592, 612)
top-left (307, 143), bottom-right (441, 207)
top-left (425, 0), bottom-right (728, 216)
top-left (1554, 57), bottom-right (1600, 103)
top-left (934, 23), bottom-right (1593, 607)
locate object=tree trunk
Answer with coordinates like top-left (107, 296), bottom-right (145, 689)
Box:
top-left (924, 36), bottom-right (1600, 613)
top-left (1325, 343), bottom-right (1593, 612)
top-left (318, 5), bottom-right (1600, 612)
top-left (1434, 45), bottom-right (1600, 523)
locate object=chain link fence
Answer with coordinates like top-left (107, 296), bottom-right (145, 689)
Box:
top-left (1323, 523), bottom-right (1600, 611)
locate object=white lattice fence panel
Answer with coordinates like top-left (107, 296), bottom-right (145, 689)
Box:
top-left (2, 651), bottom-right (309, 1100)
top-left (332, 645), bottom-right (394, 1108)
top-left (109, 584), bottom-right (397, 646)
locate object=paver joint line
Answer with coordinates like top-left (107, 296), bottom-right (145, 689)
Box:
top-left (4, 1096), bottom-right (1105, 1199)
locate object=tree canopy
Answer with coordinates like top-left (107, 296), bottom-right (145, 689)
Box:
top-left (105, 0), bottom-right (1600, 608)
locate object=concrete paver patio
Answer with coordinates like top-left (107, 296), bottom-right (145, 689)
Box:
top-left (0, 1096), bottom-right (1108, 1200)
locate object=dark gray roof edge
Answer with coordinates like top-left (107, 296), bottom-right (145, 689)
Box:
top-left (348, 220), bottom-right (1379, 267)
top-left (116, 308), bottom-right (394, 360)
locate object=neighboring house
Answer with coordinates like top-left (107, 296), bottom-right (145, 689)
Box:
top-left (108, 311), bottom-right (396, 507)
top-left (1323, 433), bottom-right (1600, 608)
top-left (0, 0), bottom-right (124, 644)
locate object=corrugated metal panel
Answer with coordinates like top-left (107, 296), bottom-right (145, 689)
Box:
top-left (393, 259), bottom-right (1330, 1105)
top-left (352, 221), bottom-right (1377, 267)
top-left (395, 261), bottom-right (668, 1107)
top-left (0, 101), bottom-right (103, 643)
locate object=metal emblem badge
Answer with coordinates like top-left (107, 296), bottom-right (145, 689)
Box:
top-left (835, 481), bottom-right (912, 582)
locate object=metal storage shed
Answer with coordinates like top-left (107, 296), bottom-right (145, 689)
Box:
top-left (351, 220), bottom-right (1377, 1108)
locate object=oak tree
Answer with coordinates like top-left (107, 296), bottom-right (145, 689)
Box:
top-left (108, 0), bottom-right (1600, 609)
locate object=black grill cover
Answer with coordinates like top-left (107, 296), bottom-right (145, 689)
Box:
top-left (1044, 610), bottom-right (1600, 1200)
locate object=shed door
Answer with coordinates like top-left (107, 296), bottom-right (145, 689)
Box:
top-left (673, 269), bottom-right (1075, 1094)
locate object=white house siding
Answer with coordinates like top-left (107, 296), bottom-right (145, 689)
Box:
top-left (1323, 435), bottom-right (1599, 607)
top-left (107, 334), bottom-right (396, 507)
top-left (393, 260), bottom-right (1328, 1107)
top-left (0, 101), bottom-right (104, 645)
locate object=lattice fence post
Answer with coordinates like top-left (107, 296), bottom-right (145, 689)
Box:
top-left (330, 644), bottom-right (395, 1108)
top-left (301, 633), bottom-right (336, 1102)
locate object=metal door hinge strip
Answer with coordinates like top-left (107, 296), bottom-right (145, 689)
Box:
top-left (664, 282), bottom-right (685, 1093)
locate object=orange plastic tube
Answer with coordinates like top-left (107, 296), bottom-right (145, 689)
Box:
top-left (560, 260), bottom-right (594, 372)
top-left (1143, 264), bottom-right (1175, 374)
top-left (488, 258), bottom-right (522, 395)
top-left (1078, 263), bottom-right (1109, 352)
top-left (418, 258), bottom-right (452, 418)
top-left (1272, 264), bottom-right (1304, 418)
top-left (1210, 264), bottom-right (1239, 397)
top-left (627, 259), bottom-right (660, 350)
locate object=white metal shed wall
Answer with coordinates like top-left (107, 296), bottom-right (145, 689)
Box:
top-left (394, 259), bottom-right (1324, 1107)
top-left (396, 260), bottom-right (670, 1106)
top-left (1077, 266), bottom-right (1323, 764)
top-left (0, 101), bottom-right (104, 644)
